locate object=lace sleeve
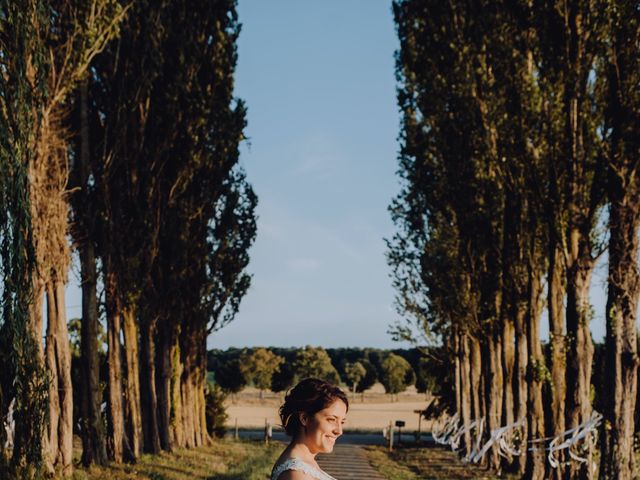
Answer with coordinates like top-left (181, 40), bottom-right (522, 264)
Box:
top-left (271, 458), bottom-right (336, 480)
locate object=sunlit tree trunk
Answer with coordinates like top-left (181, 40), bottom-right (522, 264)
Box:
top-left (513, 299), bottom-right (528, 476)
top-left (548, 240), bottom-right (566, 479)
top-left (470, 336), bottom-right (482, 423)
top-left (525, 266), bottom-right (546, 479)
top-left (105, 271), bottom-right (126, 462)
top-left (564, 250), bottom-right (595, 479)
top-left (122, 305), bottom-right (143, 457)
top-left (460, 333), bottom-right (472, 454)
top-left (170, 338), bottom-right (185, 448)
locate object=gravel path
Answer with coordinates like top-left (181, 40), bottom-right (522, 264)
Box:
top-left (317, 444), bottom-right (386, 480)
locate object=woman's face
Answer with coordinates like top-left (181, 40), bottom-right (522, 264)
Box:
top-left (300, 399), bottom-right (347, 454)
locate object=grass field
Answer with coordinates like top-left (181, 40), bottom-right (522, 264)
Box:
top-left (226, 384), bottom-right (434, 432)
top-left (71, 439), bottom-right (280, 480)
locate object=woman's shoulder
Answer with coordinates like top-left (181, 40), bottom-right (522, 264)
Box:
top-left (271, 458), bottom-right (332, 480)
top-left (275, 468), bottom-right (315, 480)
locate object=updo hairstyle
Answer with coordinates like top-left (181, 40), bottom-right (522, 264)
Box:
top-left (279, 378), bottom-right (349, 437)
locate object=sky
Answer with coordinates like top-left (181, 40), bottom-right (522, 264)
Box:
top-left (209, 0), bottom-right (402, 349)
top-left (67, 0), bottom-right (611, 350)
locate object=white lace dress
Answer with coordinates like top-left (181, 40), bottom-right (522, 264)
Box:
top-left (271, 458), bottom-right (337, 480)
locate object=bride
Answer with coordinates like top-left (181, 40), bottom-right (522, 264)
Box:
top-left (271, 378), bottom-right (349, 480)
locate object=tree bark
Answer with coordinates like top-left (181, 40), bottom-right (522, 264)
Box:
top-left (156, 322), bottom-right (174, 451)
top-left (600, 196), bottom-right (640, 479)
top-left (140, 317), bottom-right (161, 453)
top-left (513, 299), bottom-right (528, 476)
top-left (501, 317), bottom-right (514, 428)
top-left (45, 279), bottom-right (73, 476)
top-left (548, 239), bottom-right (566, 479)
top-left (483, 333), bottom-right (503, 470)
top-left (564, 249), bottom-right (595, 479)
top-left (170, 338), bottom-right (185, 448)
top-left (525, 266), bottom-right (546, 480)
top-left (77, 79), bottom-right (109, 467)
top-left (470, 336), bottom-right (482, 423)
top-left (105, 272), bottom-right (126, 462)
top-left (460, 333), bottom-right (472, 455)
top-left (122, 305), bottom-right (143, 458)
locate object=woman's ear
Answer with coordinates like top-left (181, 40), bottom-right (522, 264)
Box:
top-left (298, 412), bottom-right (307, 427)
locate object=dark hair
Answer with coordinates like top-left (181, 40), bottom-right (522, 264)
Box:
top-left (279, 378), bottom-right (349, 436)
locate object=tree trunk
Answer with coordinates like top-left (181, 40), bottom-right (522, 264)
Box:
top-left (181, 363), bottom-right (195, 448)
top-left (564, 248), bottom-right (595, 479)
top-left (45, 279), bottom-right (73, 476)
top-left (140, 317), bottom-right (161, 453)
top-left (525, 267), bottom-right (546, 480)
top-left (105, 272), bottom-right (126, 462)
top-left (45, 285), bottom-right (60, 470)
top-left (600, 197), bottom-right (639, 479)
top-left (460, 333), bottom-right (472, 455)
top-left (501, 316), bottom-right (515, 428)
top-left (548, 240), bottom-right (566, 479)
top-left (483, 333), bottom-right (503, 470)
top-left (470, 336), bottom-right (482, 423)
top-left (77, 79), bottom-right (108, 467)
top-left (122, 305), bottom-right (143, 458)
top-left (513, 299), bottom-right (528, 476)
top-left (156, 323), bottom-right (173, 451)
top-left (170, 337), bottom-right (185, 448)
top-left (198, 338), bottom-right (210, 445)
top-left (454, 329), bottom-right (462, 424)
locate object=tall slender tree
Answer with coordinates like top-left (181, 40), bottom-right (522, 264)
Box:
top-left (599, 2), bottom-right (640, 478)
top-left (0, 2), bottom-right (49, 476)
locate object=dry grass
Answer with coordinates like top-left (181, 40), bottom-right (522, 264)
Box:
top-left (70, 439), bottom-right (280, 480)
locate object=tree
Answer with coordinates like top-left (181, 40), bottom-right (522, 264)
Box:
top-left (380, 353), bottom-right (414, 400)
top-left (213, 359), bottom-right (247, 402)
top-left (344, 362), bottom-right (366, 395)
top-left (293, 347), bottom-right (340, 384)
top-left (0, 2), bottom-right (49, 475)
top-left (599, 2), bottom-right (640, 478)
top-left (414, 358), bottom-right (436, 395)
top-left (239, 348), bottom-right (284, 399)
top-left (271, 362), bottom-right (296, 395)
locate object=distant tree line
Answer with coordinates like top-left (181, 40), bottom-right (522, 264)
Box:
top-left (0, 1), bottom-right (255, 478)
top-left (207, 346), bottom-right (450, 402)
top-left (389, 0), bottom-right (639, 479)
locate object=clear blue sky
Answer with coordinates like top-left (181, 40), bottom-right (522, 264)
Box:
top-left (66, 0), bottom-right (609, 349)
top-left (210, 0), bottom-right (402, 349)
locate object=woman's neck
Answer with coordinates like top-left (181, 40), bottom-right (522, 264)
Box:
top-left (289, 436), bottom-right (317, 461)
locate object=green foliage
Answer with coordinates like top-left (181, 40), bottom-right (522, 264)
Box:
top-left (380, 353), bottom-right (414, 395)
top-left (344, 362), bottom-right (367, 392)
top-left (205, 383), bottom-right (228, 439)
top-left (0, 0), bottom-right (50, 474)
top-left (213, 358), bottom-right (247, 395)
top-left (414, 357), bottom-right (436, 394)
top-left (293, 346), bottom-right (340, 384)
top-left (239, 348), bottom-right (284, 392)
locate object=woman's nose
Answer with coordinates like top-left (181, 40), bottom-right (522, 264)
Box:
top-left (335, 423), bottom-right (343, 436)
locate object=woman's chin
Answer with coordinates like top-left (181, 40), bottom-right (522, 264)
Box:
top-left (322, 438), bottom-right (336, 452)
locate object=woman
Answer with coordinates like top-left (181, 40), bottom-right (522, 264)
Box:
top-left (271, 378), bottom-right (349, 480)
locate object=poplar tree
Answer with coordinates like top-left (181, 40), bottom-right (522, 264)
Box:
top-left (599, 2), bottom-right (640, 478)
top-left (0, 2), bottom-right (49, 475)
